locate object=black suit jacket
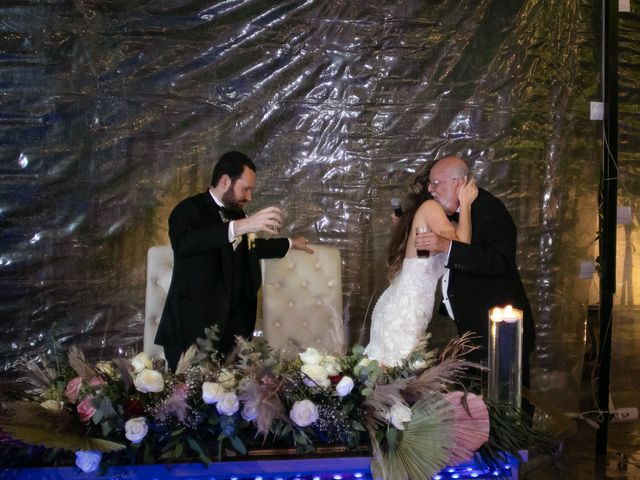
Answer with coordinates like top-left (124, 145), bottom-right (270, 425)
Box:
top-left (446, 188), bottom-right (535, 373)
top-left (154, 191), bottom-right (289, 370)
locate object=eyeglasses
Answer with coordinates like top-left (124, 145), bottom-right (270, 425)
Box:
top-left (427, 177), bottom-right (462, 188)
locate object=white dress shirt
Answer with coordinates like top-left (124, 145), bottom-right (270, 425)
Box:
top-left (441, 207), bottom-right (461, 319)
top-left (209, 191), bottom-right (239, 247)
top-left (209, 190), bottom-right (292, 250)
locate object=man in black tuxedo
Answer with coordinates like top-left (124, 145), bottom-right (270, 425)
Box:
top-left (416, 156), bottom-right (535, 389)
top-left (155, 151), bottom-right (313, 371)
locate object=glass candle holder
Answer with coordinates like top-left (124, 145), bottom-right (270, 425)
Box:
top-left (488, 305), bottom-right (523, 409)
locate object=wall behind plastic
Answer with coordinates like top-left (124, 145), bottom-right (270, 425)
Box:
top-left (0, 0), bottom-right (616, 411)
top-left (610, 5), bottom-right (640, 410)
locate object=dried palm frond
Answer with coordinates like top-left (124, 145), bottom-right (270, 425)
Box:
top-left (405, 334), bottom-right (437, 367)
top-left (1, 401), bottom-right (78, 435)
top-left (367, 422), bottom-right (389, 480)
top-left (0, 382), bottom-right (30, 402)
top-left (111, 358), bottom-right (134, 391)
top-left (438, 332), bottom-right (481, 362)
top-left (444, 391), bottom-right (490, 465)
top-left (1, 424), bottom-right (124, 453)
top-left (67, 346), bottom-right (95, 380)
top-left (175, 345), bottom-right (198, 376)
top-left (0, 401), bottom-right (125, 453)
top-left (16, 358), bottom-right (56, 393)
top-left (362, 382), bottom-right (408, 430)
top-left (402, 357), bottom-right (477, 403)
top-left (385, 392), bottom-right (457, 480)
top-left (239, 375), bottom-right (286, 438)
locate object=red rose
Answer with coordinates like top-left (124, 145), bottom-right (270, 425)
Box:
top-left (123, 398), bottom-right (145, 417)
top-left (329, 375), bottom-right (342, 385)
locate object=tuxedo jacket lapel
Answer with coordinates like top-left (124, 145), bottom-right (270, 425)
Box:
top-left (199, 192), bottom-right (260, 293)
top-left (199, 192), bottom-right (235, 292)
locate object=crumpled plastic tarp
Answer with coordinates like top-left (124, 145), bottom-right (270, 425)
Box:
top-left (2, 0), bottom-right (638, 414)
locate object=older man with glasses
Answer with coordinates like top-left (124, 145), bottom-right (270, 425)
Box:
top-left (416, 156), bottom-right (536, 411)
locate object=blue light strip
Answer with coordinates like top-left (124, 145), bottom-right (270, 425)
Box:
top-left (1, 456), bottom-right (517, 480)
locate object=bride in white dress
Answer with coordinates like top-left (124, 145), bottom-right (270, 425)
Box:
top-left (365, 171), bottom-right (477, 366)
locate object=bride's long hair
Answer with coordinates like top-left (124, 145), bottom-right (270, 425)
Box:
top-left (386, 169), bottom-right (433, 280)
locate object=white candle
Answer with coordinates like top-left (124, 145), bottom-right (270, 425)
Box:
top-left (489, 305), bottom-right (523, 323)
top-left (488, 304), bottom-right (523, 408)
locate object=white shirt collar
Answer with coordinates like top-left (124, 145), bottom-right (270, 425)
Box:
top-left (209, 188), bottom-right (225, 208)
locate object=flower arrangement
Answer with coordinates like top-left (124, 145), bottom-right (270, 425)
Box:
top-left (0, 329), bottom-right (543, 478)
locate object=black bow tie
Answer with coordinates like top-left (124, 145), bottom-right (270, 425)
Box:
top-left (220, 206), bottom-right (244, 221)
top-left (447, 212), bottom-right (460, 223)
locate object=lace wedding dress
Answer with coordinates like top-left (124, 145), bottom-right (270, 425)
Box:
top-left (364, 254), bottom-right (446, 366)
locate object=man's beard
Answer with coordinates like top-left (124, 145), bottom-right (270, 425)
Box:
top-left (221, 184), bottom-right (244, 214)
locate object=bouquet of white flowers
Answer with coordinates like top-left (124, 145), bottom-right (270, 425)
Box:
top-left (0, 329), bottom-right (542, 478)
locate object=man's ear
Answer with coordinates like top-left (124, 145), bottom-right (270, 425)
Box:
top-left (219, 174), bottom-right (231, 190)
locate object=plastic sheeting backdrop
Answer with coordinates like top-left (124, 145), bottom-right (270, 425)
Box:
top-left (1, 0), bottom-right (639, 413)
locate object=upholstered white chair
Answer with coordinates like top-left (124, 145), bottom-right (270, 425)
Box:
top-left (143, 245), bottom-right (173, 359)
top-left (261, 245), bottom-right (345, 356)
top-left (143, 244), bottom-right (345, 358)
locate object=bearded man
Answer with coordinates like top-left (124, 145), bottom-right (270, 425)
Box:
top-left (155, 151), bottom-right (312, 371)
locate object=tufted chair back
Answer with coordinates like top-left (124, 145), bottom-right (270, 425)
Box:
top-left (261, 245), bottom-right (345, 357)
top-left (143, 244), bottom-right (345, 359)
top-left (143, 245), bottom-right (173, 359)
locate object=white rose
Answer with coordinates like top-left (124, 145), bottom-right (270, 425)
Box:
top-left (387, 403), bottom-right (412, 430)
top-left (75, 450), bottom-right (102, 473)
top-left (124, 417), bottom-right (148, 444)
top-left (216, 392), bottom-right (240, 416)
top-left (217, 369), bottom-right (237, 388)
top-left (298, 347), bottom-right (322, 365)
top-left (357, 357), bottom-right (373, 368)
top-left (241, 402), bottom-right (258, 421)
top-left (130, 352), bottom-right (153, 374)
top-left (202, 382), bottom-right (227, 404)
top-left (289, 399), bottom-right (319, 427)
top-left (301, 364), bottom-right (330, 388)
top-left (321, 355), bottom-right (340, 376)
top-left (40, 400), bottom-right (64, 412)
top-left (134, 369), bottom-right (164, 393)
top-left (335, 376), bottom-right (354, 397)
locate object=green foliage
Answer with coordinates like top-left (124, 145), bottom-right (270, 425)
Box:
top-left (476, 400), bottom-right (553, 469)
top-left (0, 332), bottom-right (549, 475)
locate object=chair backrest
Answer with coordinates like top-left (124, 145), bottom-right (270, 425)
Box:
top-left (143, 245), bottom-right (173, 359)
top-left (143, 244), bottom-right (345, 359)
top-left (261, 245), bottom-right (345, 356)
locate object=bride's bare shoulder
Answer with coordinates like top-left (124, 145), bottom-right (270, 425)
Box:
top-left (416, 199), bottom-right (444, 215)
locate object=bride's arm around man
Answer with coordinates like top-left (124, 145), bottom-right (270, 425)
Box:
top-left (364, 169), bottom-right (477, 366)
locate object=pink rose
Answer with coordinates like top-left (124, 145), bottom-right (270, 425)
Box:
top-left (77, 396), bottom-right (96, 422)
top-left (64, 377), bottom-right (83, 403)
top-left (89, 376), bottom-right (106, 387)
